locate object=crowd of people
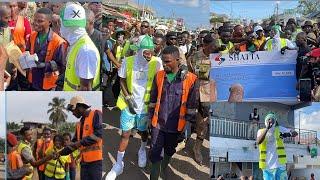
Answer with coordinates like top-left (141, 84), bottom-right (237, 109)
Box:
top-left (7, 96), bottom-right (103, 180)
top-left (0, 2), bottom-right (101, 91)
top-left (210, 18), bottom-right (320, 101)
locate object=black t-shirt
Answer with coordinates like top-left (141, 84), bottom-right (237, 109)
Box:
top-left (249, 113), bottom-right (259, 121)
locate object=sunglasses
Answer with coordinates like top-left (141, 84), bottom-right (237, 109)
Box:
top-left (141, 25), bottom-right (149, 28)
top-left (169, 37), bottom-right (177, 40)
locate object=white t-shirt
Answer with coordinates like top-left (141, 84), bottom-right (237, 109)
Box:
top-left (118, 56), bottom-right (163, 114)
top-left (73, 44), bottom-right (100, 79)
top-left (264, 38), bottom-right (296, 51)
top-left (257, 126), bottom-right (291, 170)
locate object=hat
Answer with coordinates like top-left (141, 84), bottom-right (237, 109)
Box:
top-left (253, 25), bottom-right (263, 32)
top-left (111, 28), bottom-right (130, 40)
top-left (264, 112), bottom-right (278, 122)
top-left (130, 35), bottom-right (154, 51)
top-left (271, 25), bottom-right (282, 33)
top-left (307, 48), bottom-right (320, 57)
top-left (60, 2), bottom-right (86, 28)
top-left (7, 132), bottom-right (18, 147)
top-left (307, 33), bottom-right (317, 43)
top-left (166, 31), bottom-right (177, 38)
top-left (287, 18), bottom-right (296, 25)
top-left (302, 20), bottom-right (313, 28)
top-left (67, 96), bottom-right (87, 111)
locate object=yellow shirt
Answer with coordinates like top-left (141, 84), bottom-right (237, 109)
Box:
top-left (253, 36), bottom-right (266, 50)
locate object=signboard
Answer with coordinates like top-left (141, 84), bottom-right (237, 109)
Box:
top-left (210, 50), bottom-right (298, 102)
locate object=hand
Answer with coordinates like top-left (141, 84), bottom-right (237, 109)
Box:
top-left (126, 95), bottom-right (137, 114)
top-left (280, 46), bottom-right (288, 55)
top-left (116, 62), bottom-right (122, 69)
top-left (35, 61), bottom-right (45, 68)
top-left (267, 121), bottom-right (273, 130)
top-left (291, 131), bottom-right (298, 137)
top-left (70, 142), bottom-right (81, 149)
top-left (23, 165), bottom-right (33, 175)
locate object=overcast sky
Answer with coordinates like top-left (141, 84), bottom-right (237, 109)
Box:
top-left (6, 92), bottom-right (102, 124)
top-left (294, 103), bottom-right (320, 138)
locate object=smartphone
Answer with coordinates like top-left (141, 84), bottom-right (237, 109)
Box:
top-left (299, 78), bottom-right (312, 102)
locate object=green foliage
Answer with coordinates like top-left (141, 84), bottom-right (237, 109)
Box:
top-left (47, 97), bottom-right (68, 128)
top-left (7, 121), bottom-right (21, 131)
top-left (297, 0), bottom-right (320, 15)
top-left (210, 17), bottom-right (224, 24)
top-left (57, 122), bottom-right (76, 135)
top-left (0, 139), bottom-right (4, 153)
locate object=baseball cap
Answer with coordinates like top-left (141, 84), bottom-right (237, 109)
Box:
top-left (67, 96), bottom-right (87, 111)
top-left (60, 2), bottom-right (86, 28)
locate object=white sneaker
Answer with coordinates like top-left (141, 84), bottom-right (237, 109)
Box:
top-left (105, 162), bottom-right (124, 180)
top-left (138, 148), bottom-right (147, 168)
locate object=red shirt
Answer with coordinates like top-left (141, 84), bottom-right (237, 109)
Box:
top-left (8, 17), bottom-right (32, 41)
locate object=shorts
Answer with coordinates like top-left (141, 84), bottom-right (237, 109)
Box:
top-left (263, 167), bottom-right (287, 180)
top-left (120, 108), bottom-right (147, 132)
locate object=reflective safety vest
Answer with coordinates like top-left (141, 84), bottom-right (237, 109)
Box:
top-left (44, 147), bottom-right (68, 179)
top-left (151, 70), bottom-right (197, 132)
top-left (35, 138), bottom-right (53, 171)
top-left (17, 141), bottom-right (33, 180)
top-left (218, 39), bottom-right (234, 54)
top-left (76, 109), bottom-right (103, 163)
top-left (63, 34), bottom-right (100, 91)
top-left (259, 126), bottom-right (287, 169)
top-left (266, 38), bottom-right (287, 51)
top-left (28, 31), bottom-right (67, 90)
top-left (0, 27), bottom-right (11, 46)
top-left (12, 16), bottom-right (26, 52)
top-left (115, 40), bottom-right (130, 61)
top-left (116, 56), bottom-right (158, 111)
top-left (8, 150), bottom-right (23, 171)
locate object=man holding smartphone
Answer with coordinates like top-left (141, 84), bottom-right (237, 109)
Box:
top-left (257, 112), bottom-right (297, 180)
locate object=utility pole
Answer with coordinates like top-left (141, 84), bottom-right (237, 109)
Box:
top-left (276, 1), bottom-right (280, 23)
top-left (299, 111), bottom-right (301, 144)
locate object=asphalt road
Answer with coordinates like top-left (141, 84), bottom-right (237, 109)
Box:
top-left (102, 107), bottom-right (210, 180)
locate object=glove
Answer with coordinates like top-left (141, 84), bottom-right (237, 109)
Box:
top-left (125, 95), bottom-right (137, 114)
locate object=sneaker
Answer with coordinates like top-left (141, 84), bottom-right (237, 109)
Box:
top-left (175, 139), bottom-right (186, 152)
top-left (138, 148), bottom-right (147, 168)
top-left (105, 162), bottom-right (124, 180)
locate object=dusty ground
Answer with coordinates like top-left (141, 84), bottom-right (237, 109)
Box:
top-left (0, 163), bottom-right (5, 180)
top-left (102, 107), bottom-right (210, 180)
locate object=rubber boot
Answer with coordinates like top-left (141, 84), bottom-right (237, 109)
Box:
top-left (160, 154), bottom-right (171, 180)
top-left (193, 138), bottom-right (203, 165)
top-left (150, 162), bottom-right (161, 180)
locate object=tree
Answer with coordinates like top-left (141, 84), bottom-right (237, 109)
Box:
top-left (297, 0), bottom-right (320, 15)
top-left (47, 97), bottom-right (68, 128)
top-left (7, 121), bottom-right (21, 131)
